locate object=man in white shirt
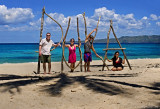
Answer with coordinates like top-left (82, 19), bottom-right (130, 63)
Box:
top-left (39, 32), bottom-right (60, 74)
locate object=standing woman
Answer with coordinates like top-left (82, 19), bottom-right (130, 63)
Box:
top-left (84, 28), bottom-right (99, 72)
top-left (65, 38), bottom-right (81, 72)
top-left (106, 51), bottom-right (125, 71)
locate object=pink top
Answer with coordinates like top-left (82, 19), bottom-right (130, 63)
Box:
top-left (68, 45), bottom-right (76, 63)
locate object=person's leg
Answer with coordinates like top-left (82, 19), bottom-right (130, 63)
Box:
top-left (84, 62), bottom-right (87, 72)
top-left (111, 67), bottom-right (117, 71)
top-left (47, 55), bottom-right (51, 74)
top-left (87, 61), bottom-right (91, 72)
top-left (48, 62), bottom-right (51, 73)
top-left (117, 67), bottom-right (123, 71)
top-left (72, 63), bottom-right (75, 72)
top-left (43, 63), bottom-right (47, 74)
top-left (70, 63), bottom-right (74, 72)
top-left (87, 53), bottom-right (92, 72)
top-left (41, 55), bottom-right (47, 74)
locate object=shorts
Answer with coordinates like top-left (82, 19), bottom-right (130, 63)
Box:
top-left (41, 55), bottom-right (51, 63)
top-left (84, 52), bottom-right (92, 62)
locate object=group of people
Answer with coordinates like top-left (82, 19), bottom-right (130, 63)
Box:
top-left (39, 29), bottom-right (125, 74)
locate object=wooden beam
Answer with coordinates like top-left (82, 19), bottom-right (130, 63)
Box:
top-left (37, 7), bottom-right (45, 74)
top-left (102, 24), bottom-right (111, 71)
top-left (77, 17), bottom-right (83, 72)
top-left (110, 20), bottom-right (132, 70)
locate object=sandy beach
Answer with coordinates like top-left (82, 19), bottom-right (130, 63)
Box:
top-left (0, 58), bottom-right (160, 109)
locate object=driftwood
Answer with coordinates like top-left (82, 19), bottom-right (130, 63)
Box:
top-left (77, 17), bottom-right (83, 71)
top-left (102, 20), bottom-right (132, 70)
top-left (37, 7), bottom-right (45, 74)
top-left (92, 16), bottom-right (101, 42)
top-left (102, 25), bottom-right (111, 71)
top-left (36, 7), bottom-right (64, 73)
top-left (35, 9), bottom-right (64, 53)
top-left (82, 12), bottom-right (87, 38)
top-left (110, 20), bottom-right (132, 70)
top-left (61, 18), bottom-right (71, 72)
top-left (61, 17), bottom-right (82, 72)
top-left (44, 12), bottom-right (63, 51)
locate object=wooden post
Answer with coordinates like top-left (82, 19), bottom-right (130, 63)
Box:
top-left (61, 42), bottom-right (64, 73)
top-left (110, 20), bottom-right (132, 70)
top-left (93, 16), bottom-right (101, 42)
top-left (83, 12), bottom-right (87, 38)
top-left (61, 18), bottom-right (71, 73)
top-left (37, 7), bottom-right (45, 74)
top-left (102, 24), bottom-right (111, 71)
top-left (44, 12), bottom-right (64, 52)
top-left (77, 17), bottom-right (82, 72)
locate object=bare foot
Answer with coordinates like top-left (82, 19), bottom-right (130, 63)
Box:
top-left (48, 72), bottom-right (51, 74)
top-left (87, 70), bottom-right (91, 72)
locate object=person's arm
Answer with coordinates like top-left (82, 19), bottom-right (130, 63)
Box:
top-left (53, 43), bottom-right (61, 48)
top-left (105, 56), bottom-right (112, 62)
top-left (91, 45), bottom-right (99, 57)
top-left (39, 45), bottom-right (42, 56)
top-left (65, 44), bottom-right (70, 48)
top-left (122, 56), bottom-right (125, 64)
top-left (85, 28), bottom-right (97, 43)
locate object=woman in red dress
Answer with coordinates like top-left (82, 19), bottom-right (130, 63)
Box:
top-left (65, 38), bottom-right (81, 72)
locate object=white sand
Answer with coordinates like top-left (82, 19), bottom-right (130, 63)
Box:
top-left (0, 58), bottom-right (160, 109)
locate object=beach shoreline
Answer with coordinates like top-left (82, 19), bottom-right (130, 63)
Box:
top-left (0, 58), bottom-right (160, 109)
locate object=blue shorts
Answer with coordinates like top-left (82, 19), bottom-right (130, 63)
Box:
top-left (84, 52), bottom-right (92, 62)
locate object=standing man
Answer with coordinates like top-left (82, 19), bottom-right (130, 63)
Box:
top-left (39, 32), bottom-right (60, 74)
top-left (84, 28), bottom-right (99, 72)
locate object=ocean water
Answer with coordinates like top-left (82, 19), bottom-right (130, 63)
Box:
top-left (0, 43), bottom-right (160, 64)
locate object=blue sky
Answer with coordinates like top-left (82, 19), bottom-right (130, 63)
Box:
top-left (0, 0), bottom-right (160, 43)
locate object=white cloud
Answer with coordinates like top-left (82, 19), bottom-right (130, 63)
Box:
top-left (92, 7), bottom-right (146, 29)
top-left (142, 16), bottom-right (148, 20)
top-left (156, 22), bottom-right (160, 26)
top-left (1, 6), bottom-right (159, 35)
top-left (150, 14), bottom-right (159, 20)
top-left (0, 5), bottom-right (34, 25)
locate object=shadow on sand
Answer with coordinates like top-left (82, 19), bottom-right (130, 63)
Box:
top-left (0, 73), bottom-right (160, 97)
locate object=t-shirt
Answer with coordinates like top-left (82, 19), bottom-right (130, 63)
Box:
top-left (84, 41), bottom-right (92, 53)
top-left (39, 38), bottom-right (54, 55)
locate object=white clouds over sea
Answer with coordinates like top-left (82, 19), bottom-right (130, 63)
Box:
top-left (0, 5), bottom-right (34, 25)
top-left (0, 5), bottom-right (160, 36)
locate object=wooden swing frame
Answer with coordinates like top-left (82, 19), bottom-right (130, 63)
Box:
top-left (102, 20), bottom-right (132, 71)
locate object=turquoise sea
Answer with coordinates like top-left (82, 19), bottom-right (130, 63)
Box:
top-left (0, 43), bottom-right (160, 64)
